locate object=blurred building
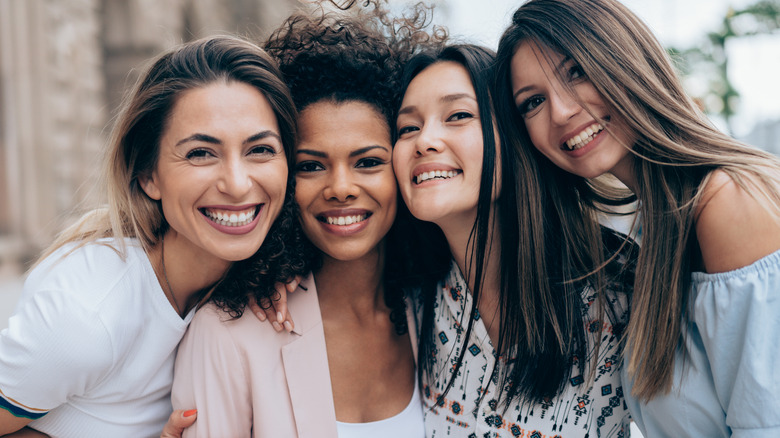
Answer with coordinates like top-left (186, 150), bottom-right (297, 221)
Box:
top-left (741, 119), bottom-right (780, 156)
top-left (0, 0), bottom-right (298, 268)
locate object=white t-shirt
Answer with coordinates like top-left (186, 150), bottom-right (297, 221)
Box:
top-left (0, 238), bottom-right (194, 437)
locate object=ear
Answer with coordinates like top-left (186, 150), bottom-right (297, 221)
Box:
top-left (139, 172), bottom-right (162, 201)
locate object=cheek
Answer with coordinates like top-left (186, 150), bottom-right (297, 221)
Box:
top-left (524, 119), bottom-right (551, 154)
top-left (391, 152), bottom-right (411, 189)
top-left (294, 179), bottom-right (316, 208)
top-left (261, 164), bottom-right (289, 202)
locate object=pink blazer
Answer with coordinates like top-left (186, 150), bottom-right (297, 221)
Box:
top-left (171, 274), bottom-right (418, 438)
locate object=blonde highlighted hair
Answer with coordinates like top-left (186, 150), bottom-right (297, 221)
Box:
top-left (39, 35), bottom-right (297, 264)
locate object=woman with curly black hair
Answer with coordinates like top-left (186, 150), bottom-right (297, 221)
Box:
top-left (170, 4), bottom-right (435, 437)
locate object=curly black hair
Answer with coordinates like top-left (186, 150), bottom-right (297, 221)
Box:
top-left (208, 182), bottom-right (310, 318)
top-left (262, 0), bottom-right (445, 334)
top-left (265, 0), bottom-right (444, 122)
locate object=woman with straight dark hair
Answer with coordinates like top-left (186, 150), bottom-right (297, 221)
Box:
top-left (0, 35), bottom-right (306, 437)
top-left (394, 43), bottom-right (636, 437)
top-left (496, 0), bottom-right (780, 436)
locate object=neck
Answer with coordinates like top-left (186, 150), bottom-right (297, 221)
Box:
top-left (610, 153), bottom-right (639, 194)
top-left (153, 230), bottom-right (231, 316)
top-left (437, 209), bottom-right (501, 303)
top-left (315, 245), bottom-right (387, 320)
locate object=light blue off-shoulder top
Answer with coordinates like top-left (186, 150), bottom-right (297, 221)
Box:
top-left (622, 249), bottom-right (780, 438)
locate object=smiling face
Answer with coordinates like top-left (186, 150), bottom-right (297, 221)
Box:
top-left (140, 81), bottom-right (288, 266)
top-left (394, 61), bottom-right (492, 230)
top-left (510, 40), bottom-right (635, 183)
top-left (294, 100), bottom-right (396, 262)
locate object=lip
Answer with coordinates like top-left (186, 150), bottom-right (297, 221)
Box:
top-left (411, 162), bottom-right (462, 186)
top-left (559, 119), bottom-right (606, 147)
top-left (200, 204), bottom-right (263, 235)
top-left (316, 208), bottom-right (372, 236)
top-left (558, 118), bottom-right (609, 158)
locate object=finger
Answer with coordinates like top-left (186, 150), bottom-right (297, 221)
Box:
top-left (285, 275), bottom-right (302, 293)
top-left (259, 297), bottom-right (276, 323)
top-left (284, 312), bottom-right (295, 332)
top-left (273, 282), bottom-right (289, 327)
top-left (160, 409), bottom-right (197, 438)
top-left (247, 296), bottom-right (266, 322)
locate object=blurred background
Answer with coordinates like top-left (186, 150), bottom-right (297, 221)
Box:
top-left (1, 0), bottom-right (779, 321)
top-left (1, 2), bottom-right (777, 436)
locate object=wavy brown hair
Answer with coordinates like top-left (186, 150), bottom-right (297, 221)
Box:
top-left (39, 35), bottom-right (308, 309)
top-left (496, 0), bottom-right (780, 400)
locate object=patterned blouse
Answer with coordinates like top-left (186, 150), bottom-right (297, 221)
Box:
top-left (419, 262), bottom-right (631, 438)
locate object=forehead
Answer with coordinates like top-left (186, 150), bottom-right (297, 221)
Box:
top-left (404, 61), bottom-right (476, 100)
top-left (166, 82), bottom-right (273, 124)
top-left (512, 40), bottom-right (566, 73)
top-left (296, 100), bottom-right (390, 150)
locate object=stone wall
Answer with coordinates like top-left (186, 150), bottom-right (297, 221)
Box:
top-left (0, 0), bottom-right (297, 266)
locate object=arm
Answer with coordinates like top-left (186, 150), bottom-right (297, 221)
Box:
top-left (695, 169), bottom-right (780, 273)
top-left (1, 427), bottom-right (50, 437)
top-left (0, 288), bottom-right (111, 435)
top-left (695, 170), bottom-right (780, 435)
top-left (0, 414), bottom-right (32, 435)
top-left (171, 305), bottom-right (253, 438)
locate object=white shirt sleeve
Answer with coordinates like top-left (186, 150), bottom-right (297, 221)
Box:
top-left (0, 284), bottom-right (113, 415)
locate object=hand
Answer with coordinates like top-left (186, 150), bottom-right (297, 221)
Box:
top-left (159, 409), bottom-right (197, 438)
top-left (248, 276), bottom-right (302, 333)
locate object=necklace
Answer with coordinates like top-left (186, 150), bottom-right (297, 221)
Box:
top-left (161, 235), bottom-right (183, 316)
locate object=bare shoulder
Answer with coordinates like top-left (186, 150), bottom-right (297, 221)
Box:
top-left (695, 169), bottom-right (780, 273)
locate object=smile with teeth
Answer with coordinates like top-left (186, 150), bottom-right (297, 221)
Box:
top-left (564, 122), bottom-right (604, 151)
top-left (319, 213), bottom-right (370, 226)
top-left (414, 169), bottom-right (461, 185)
top-left (202, 206), bottom-right (258, 227)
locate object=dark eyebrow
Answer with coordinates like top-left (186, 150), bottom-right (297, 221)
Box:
top-left (513, 85), bottom-right (534, 101)
top-left (296, 145), bottom-right (389, 158)
top-left (244, 130), bottom-right (282, 145)
top-left (557, 55), bottom-right (573, 72)
top-left (350, 145), bottom-right (389, 157)
top-left (441, 93), bottom-right (475, 103)
top-left (398, 93), bottom-right (476, 117)
top-left (176, 133), bottom-right (220, 147)
top-left (397, 105), bottom-right (416, 117)
top-left (175, 130), bottom-right (281, 147)
top-left (296, 148), bottom-right (327, 158)
top-left (513, 55), bottom-right (574, 101)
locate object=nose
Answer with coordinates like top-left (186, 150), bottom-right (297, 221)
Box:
top-left (549, 88), bottom-right (582, 125)
top-left (413, 124), bottom-right (445, 157)
top-left (217, 157), bottom-right (253, 199)
top-left (322, 165), bottom-right (359, 202)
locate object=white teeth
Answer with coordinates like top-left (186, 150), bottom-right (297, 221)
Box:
top-left (325, 214), bottom-right (368, 226)
top-left (414, 170), bottom-right (458, 184)
top-left (565, 122), bottom-right (604, 151)
top-left (204, 207), bottom-right (257, 227)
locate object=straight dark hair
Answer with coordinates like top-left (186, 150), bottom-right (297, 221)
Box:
top-left (403, 40), bottom-right (636, 406)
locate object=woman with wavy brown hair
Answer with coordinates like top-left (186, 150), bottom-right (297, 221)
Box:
top-left (496, 0), bottom-right (780, 436)
top-left (0, 35), bottom-right (306, 437)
